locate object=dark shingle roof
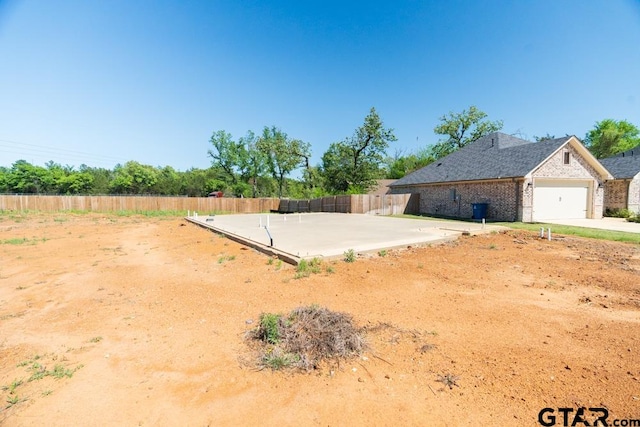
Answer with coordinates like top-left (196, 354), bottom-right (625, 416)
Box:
top-left (390, 132), bottom-right (571, 186)
top-left (599, 146), bottom-right (640, 179)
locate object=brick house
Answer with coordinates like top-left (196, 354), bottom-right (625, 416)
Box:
top-left (389, 132), bottom-right (612, 222)
top-left (599, 147), bottom-right (640, 214)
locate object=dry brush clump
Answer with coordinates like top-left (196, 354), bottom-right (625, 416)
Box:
top-left (249, 305), bottom-right (367, 371)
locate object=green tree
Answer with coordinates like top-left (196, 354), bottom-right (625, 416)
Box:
top-left (385, 148), bottom-right (434, 179)
top-left (237, 131), bottom-right (268, 198)
top-left (429, 105), bottom-right (503, 159)
top-left (0, 166), bottom-right (9, 192)
top-left (534, 133), bottom-right (556, 142)
top-left (208, 130), bottom-right (245, 185)
top-left (257, 126), bottom-right (310, 198)
top-left (151, 166), bottom-right (182, 195)
top-left (80, 165), bottom-right (112, 194)
top-left (110, 161), bottom-right (158, 194)
top-left (5, 160), bottom-right (54, 193)
top-left (321, 107), bottom-right (396, 193)
top-left (585, 119), bottom-right (640, 158)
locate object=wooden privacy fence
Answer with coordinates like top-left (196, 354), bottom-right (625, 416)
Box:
top-left (278, 193), bottom-right (419, 215)
top-left (0, 193), bottom-right (419, 215)
top-left (0, 195), bottom-right (280, 214)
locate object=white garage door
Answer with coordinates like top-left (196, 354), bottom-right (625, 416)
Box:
top-left (533, 181), bottom-right (589, 221)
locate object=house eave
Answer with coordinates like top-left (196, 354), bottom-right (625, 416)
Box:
top-left (390, 176), bottom-right (524, 188)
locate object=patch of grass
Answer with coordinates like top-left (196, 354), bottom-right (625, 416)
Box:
top-left (6, 394), bottom-right (20, 405)
top-left (1, 237), bottom-right (48, 245)
top-left (42, 390), bottom-right (53, 397)
top-left (1, 237), bottom-right (28, 245)
top-left (89, 336), bottom-right (103, 343)
top-left (275, 260), bottom-right (283, 270)
top-left (496, 222), bottom-right (640, 244)
top-left (294, 258), bottom-right (322, 279)
top-left (258, 313), bottom-right (282, 344)
top-left (217, 255), bottom-right (236, 264)
top-left (378, 249), bottom-right (387, 257)
top-left (267, 258), bottom-right (274, 265)
top-left (17, 354), bottom-right (82, 382)
top-left (488, 244), bottom-right (497, 249)
top-left (343, 249), bottom-right (356, 263)
top-left (325, 265), bottom-right (335, 274)
top-left (262, 349), bottom-right (300, 370)
top-left (2, 379), bottom-right (23, 394)
top-left (114, 210), bottom-right (187, 217)
top-left (49, 364), bottom-right (76, 379)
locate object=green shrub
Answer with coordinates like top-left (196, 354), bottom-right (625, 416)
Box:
top-left (343, 249), bottom-right (356, 263)
top-left (605, 208), bottom-right (633, 218)
top-left (627, 213), bottom-right (640, 223)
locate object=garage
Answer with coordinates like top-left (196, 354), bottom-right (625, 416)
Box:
top-left (532, 180), bottom-right (590, 221)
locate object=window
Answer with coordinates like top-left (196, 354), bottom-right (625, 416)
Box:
top-left (450, 189), bottom-right (457, 201)
top-left (563, 151), bottom-right (570, 165)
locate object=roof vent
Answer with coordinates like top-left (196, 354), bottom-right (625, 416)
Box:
top-left (491, 138), bottom-right (494, 147)
top-left (436, 162), bottom-right (442, 167)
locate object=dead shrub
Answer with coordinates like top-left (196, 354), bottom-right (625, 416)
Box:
top-left (249, 305), bottom-right (366, 371)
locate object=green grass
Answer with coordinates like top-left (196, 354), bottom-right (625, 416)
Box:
top-left (495, 222), bottom-right (640, 244)
top-left (6, 394), bottom-right (20, 405)
top-left (1, 379), bottom-right (23, 394)
top-left (17, 355), bottom-right (82, 382)
top-left (262, 351), bottom-right (300, 370)
top-left (294, 258), bottom-right (322, 279)
top-left (259, 313), bottom-right (281, 344)
top-left (217, 255), bottom-right (236, 264)
top-left (1, 237), bottom-right (47, 245)
top-left (114, 210), bottom-right (188, 217)
top-left (393, 214), bottom-right (640, 244)
top-left (378, 249), bottom-right (388, 257)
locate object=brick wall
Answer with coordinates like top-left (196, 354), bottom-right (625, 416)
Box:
top-left (603, 180), bottom-right (629, 212)
top-left (390, 180), bottom-right (520, 221)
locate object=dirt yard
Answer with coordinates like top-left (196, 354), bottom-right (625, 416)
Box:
top-left (0, 213), bottom-right (639, 426)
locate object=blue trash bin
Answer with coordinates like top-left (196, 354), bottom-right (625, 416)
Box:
top-left (471, 203), bottom-right (488, 220)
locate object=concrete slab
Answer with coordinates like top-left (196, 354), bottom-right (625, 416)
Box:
top-left (543, 217), bottom-right (640, 234)
top-left (186, 213), bottom-right (506, 264)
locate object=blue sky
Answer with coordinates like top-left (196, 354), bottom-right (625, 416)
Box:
top-left (1, 0), bottom-right (639, 171)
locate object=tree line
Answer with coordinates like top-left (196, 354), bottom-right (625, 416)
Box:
top-left (1, 107), bottom-right (638, 198)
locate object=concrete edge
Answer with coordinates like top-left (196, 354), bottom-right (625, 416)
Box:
top-left (185, 216), bottom-right (301, 265)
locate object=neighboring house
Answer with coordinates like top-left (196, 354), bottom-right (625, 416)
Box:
top-left (389, 132), bottom-right (611, 222)
top-left (599, 147), bottom-right (640, 214)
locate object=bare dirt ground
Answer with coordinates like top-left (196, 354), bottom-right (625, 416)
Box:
top-left (0, 213), bottom-right (639, 426)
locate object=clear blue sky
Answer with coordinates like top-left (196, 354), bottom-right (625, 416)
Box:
top-left (1, 0), bottom-right (639, 171)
